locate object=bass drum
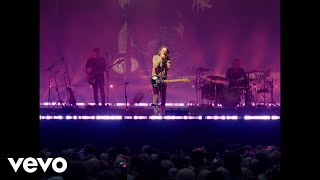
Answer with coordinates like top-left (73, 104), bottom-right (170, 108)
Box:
top-left (219, 87), bottom-right (241, 108)
top-left (201, 82), bottom-right (225, 100)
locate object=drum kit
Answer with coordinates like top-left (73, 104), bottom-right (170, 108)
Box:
top-left (194, 66), bottom-right (278, 108)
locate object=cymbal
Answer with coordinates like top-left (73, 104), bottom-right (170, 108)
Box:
top-left (196, 67), bottom-right (210, 72)
top-left (207, 75), bottom-right (227, 81)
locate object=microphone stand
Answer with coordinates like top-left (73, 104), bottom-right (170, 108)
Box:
top-left (106, 58), bottom-right (125, 107)
top-left (106, 66), bottom-right (110, 107)
top-left (124, 82), bottom-right (134, 115)
top-left (105, 53), bottom-right (110, 107)
top-left (65, 60), bottom-right (77, 108)
top-left (48, 71), bottom-right (51, 109)
top-left (158, 60), bottom-right (165, 115)
top-left (51, 72), bottom-right (66, 109)
top-left (44, 57), bottom-right (64, 108)
top-left (195, 70), bottom-right (199, 106)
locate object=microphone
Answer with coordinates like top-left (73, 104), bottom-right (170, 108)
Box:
top-left (125, 82), bottom-right (129, 85)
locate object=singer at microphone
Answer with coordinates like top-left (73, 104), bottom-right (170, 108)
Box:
top-left (151, 46), bottom-right (172, 116)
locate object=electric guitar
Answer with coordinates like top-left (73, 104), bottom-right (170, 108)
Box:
top-left (87, 58), bottom-right (125, 85)
top-left (87, 72), bottom-right (102, 85)
top-left (151, 76), bottom-right (190, 88)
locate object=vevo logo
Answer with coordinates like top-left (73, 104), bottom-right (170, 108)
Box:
top-left (8, 157), bottom-right (67, 173)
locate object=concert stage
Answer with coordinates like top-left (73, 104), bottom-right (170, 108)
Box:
top-left (40, 105), bottom-right (280, 120)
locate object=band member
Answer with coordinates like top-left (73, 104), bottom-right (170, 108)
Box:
top-left (86, 48), bottom-right (107, 106)
top-left (151, 46), bottom-right (172, 115)
top-left (226, 58), bottom-right (250, 106)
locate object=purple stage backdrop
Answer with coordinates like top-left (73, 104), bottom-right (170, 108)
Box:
top-left (40, 0), bottom-right (280, 105)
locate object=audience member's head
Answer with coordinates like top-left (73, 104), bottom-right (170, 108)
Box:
top-left (84, 144), bottom-right (96, 156)
top-left (197, 169), bottom-right (210, 180)
top-left (216, 167), bottom-right (230, 180)
top-left (176, 168), bottom-right (196, 180)
top-left (168, 167), bottom-right (178, 177)
top-left (141, 145), bottom-right (154, 156)
top-left (62, 148), bottom-right (80, 161)
top-left (83, 158), bottom-right (103, 179)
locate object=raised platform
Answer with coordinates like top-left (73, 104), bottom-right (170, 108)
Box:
top-left (40, 106), bottom-right (280, 120)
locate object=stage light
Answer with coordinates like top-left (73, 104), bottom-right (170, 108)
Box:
top-left (65, 116), bottom-right (73, 120)
top-left (164, 116), bottom-right (184, 120)
top-left (205, 116), bottom-right (238, 120)
top-left (80, 116), bottom-right (96, 120)
top-left (95, 116), bottom-right (122, 120)
top-left (53, 116), bottom-right (63, 120)
top-left (149, 116), bottom-right (163, 120)
top-left (133, 116), bottom-right (148, 120)
top-left (134, 103), bottom-right (148, 106)
top-left (244, 115), bottom-right (271, 120)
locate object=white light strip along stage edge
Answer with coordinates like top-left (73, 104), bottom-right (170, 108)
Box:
top-left (40, 115), bottom-right (280, 120)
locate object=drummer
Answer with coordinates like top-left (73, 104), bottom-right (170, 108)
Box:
top-left (226, 58), bottom-right (249, 88)
top-left (226, 58), bottom-right (251, 106)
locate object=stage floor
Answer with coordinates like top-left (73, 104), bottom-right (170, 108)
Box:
top-left (40, 106), bottom-right (280, 120)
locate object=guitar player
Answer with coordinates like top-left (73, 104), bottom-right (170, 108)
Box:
top-left (85, 48), bottom-right (107, 106)
top-left (151, 46), bottom-right (172, 115)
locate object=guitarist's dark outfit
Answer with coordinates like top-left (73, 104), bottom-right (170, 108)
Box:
top-left (86, 57), bottom-right (107, 106)
top-left (151, 55), bottom-right (171, 115)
